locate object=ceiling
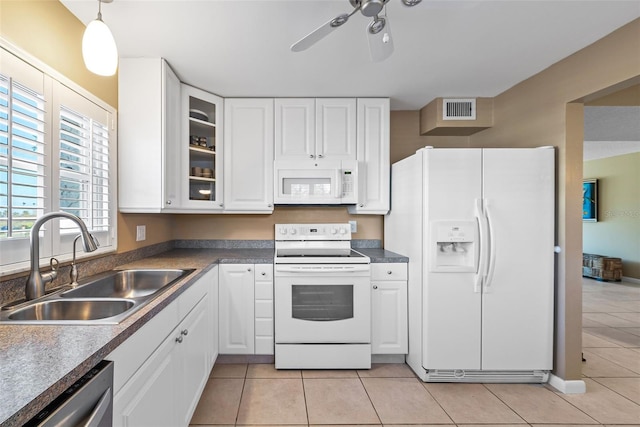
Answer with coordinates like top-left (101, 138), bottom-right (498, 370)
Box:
top-left (60, 0), bottom-right (640, 110)
top-left (584, 106), bottom-right (640, 161)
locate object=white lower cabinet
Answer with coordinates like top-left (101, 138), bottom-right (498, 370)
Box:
top-left (108, 269), bottom-right (215, 427)
top-left (219, 263), bottom-right (274, 355)
top-left (371, 263), bottom-right (408, 355)
top-left (254, 264), bottom-right (274, 355)
top-left (219, 264), bottom-right (255, 354)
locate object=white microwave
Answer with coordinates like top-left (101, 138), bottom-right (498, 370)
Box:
top-left (274, 159), bottom-right (357, 205)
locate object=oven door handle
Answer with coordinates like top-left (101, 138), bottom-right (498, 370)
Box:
top-left (275, 264), bottom-right (370, 273)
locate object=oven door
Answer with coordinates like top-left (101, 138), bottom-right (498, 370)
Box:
top-left (274, 264), bottom-right (371, 343)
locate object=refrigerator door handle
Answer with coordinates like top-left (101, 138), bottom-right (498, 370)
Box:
top-left (484, 199), bottom-right (497, 290)
top-left (474, 198), bottom-right (488, 293)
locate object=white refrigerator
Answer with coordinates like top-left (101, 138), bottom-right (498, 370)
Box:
top-left (384, 147), bottom-right (555, 383)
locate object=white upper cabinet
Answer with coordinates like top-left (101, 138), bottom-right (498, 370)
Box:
top-left (275, 98), bottom-right (315, 161)
top-left (348, 98), bottom-right (390, 215)
top-left (224, 98), bottom-right (274, 213)
top-left (275, 98), bottom-right (356, 162)
top-left (118, 58), bottom-right (181, 212)
top-left (181, 85), bottom-right (224, 211)
top-left (316, 98), bottom-right (357, 161)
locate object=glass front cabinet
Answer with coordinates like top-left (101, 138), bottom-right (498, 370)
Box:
top-left (181, 84), bottom-right (224, 210)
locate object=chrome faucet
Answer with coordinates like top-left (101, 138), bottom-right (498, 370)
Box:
top-left (26, 212), bottom-right (99, 300)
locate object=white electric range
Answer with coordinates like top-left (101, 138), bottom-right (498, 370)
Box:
top-left (273, 223), bottom-right (372, 369)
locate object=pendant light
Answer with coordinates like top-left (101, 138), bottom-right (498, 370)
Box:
top-left (82, 0), bottom-right (118, 76)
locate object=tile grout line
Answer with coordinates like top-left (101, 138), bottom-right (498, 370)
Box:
top-left (356, 373), bottom-right (383, 426)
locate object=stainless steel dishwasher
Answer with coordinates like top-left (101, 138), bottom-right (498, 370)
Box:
top-left (24, 360), bottom-right (113, 427)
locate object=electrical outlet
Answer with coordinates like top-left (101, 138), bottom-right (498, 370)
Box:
top-left (136, 225), bottom-right (146, 242)
top-left (349, 220), bottom-right (357, 233)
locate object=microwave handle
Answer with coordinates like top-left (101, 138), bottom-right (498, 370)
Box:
top-left (335, 169), bottom-right (342, 199)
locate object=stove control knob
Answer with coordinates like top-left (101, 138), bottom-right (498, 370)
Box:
top-left (289, 228), bottom-right (297, 235)
top-left (279, 227), bottom-right (287, 235)
top-left (331, 228), bottom-right (338, 235)
top-left (339, 228), bottom-right (347, 235)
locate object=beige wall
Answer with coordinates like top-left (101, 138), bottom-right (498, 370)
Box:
top-left (583, 153), bottom-right (640, 279)
top-left (0, 0), bottom-right (174, 254)
top-left (0, 0), bottom-right (117, 108)
top-left (470, 19), bottom-right (640, 381)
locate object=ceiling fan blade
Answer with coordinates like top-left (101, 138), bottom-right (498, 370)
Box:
top-left (291, 4), bottom-right (362, 52)
top-left (368, 17), bottom-right (394, 62)
top-left (291, 15), bottom-right (346, 52)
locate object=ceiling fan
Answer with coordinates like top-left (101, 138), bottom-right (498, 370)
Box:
top-left (291, 0), bottom-right (422, 62)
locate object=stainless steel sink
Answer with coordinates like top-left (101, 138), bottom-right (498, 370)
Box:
top-left (7, 299), bottom-right (135, 322)
top-left (61, 269), bottom-right (193, 299)
top-left (0, 268), bottom-right (195, 324)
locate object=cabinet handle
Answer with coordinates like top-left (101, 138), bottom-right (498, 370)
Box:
top-left (166, 200), bottom-right (172, 205)
top-left (309, 154), bottom-right (315, 159)
top-left (261, 272), bottom-right (266, 276)
top-left (268, 204), bottom-right (273, 208)
top-left (317, 154), bottom-right (324, 158)
top-left (387, 271), bottom-right (392, 275)
top-left (373, 285), bottom-right (378, 290)
top-left (247, 268), bottom-right (252, 272)
top-left (220, 203), bottom-right (224, 207)
top-left (359, 204), bottom-right (364, 208)
top-left (175, 336), bottom-right (183, 343)
top-left (181, 329), bottom-right (188, 336)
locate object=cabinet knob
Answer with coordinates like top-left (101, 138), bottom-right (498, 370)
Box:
top-left (268, 204), bottom-right (273, 208)
top-left (387, 270), bottom-right (392, 275)
top-left (166, 200), bottom-right (172, 205)
top-left (373, 285), bottom-right (378, 290)
top-left (181, 329), bottom-right (188, 336)
top-left (317, 154), bottom-right (324, 159)
top-left (175, 336), bottom-right (183, 343)
top-left (247, 268), bottom-right (252, 272)
top-left (261, 271), bottom-right (266, 276)
top-left (309, 154), bottom-right (315, 159)
top-left (220, 203), bottom-right (224, 207)
top-left (359, 204), bottom-right (364, 208)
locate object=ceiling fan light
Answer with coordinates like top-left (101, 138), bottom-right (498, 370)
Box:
top-left (82, 2), bottom-right (118, 76)
top-left (368, 17), bottom-right (386, 35)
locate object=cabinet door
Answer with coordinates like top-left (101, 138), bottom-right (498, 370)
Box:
top-left (223, 99), bottom-right (274, 212)
top-left (349, 98), bottom-right (390, 215)
top-left (163, 61), bottom-right (182, 208)
top-left (182, 84), bottom-right (224, 211)
top-left (371, 280), bottom-right (408, 355)
top-left (275, 98), bottom-right (315, 161)
top-left (177, 296), bottom-right (211, 426)
top-left (209, 266), bottom-right (219, 368)
top-left (119, 58), bottom-right (179, 212)
top-left (315, 98), bottom-right (357, 161)
top-left (219, 264), bottom-right (255, 354)
top-left (112, 329), bottom-right (178, 427)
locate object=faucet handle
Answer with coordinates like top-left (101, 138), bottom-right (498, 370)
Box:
top-left (41, 257), bottom-right (59, 285)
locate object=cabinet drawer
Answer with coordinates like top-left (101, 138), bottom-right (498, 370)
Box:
top-left (255, 318), bottom-right (273, 336)
top-left (254, 264), bottom-right (273, 281)
top-left (372, 263), bottom-right (407, 281)
top-left (255, 300), bottom-right (273, 318)
top-left (255, 280), bottom-right (273, 300)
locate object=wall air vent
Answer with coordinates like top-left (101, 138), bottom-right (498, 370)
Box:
top-left (442, 98), bottom-right (476, 120)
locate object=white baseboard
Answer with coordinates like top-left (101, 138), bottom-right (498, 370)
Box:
top-left (548, 374), bottom-right (586, 394)
top-left (623, 276), bottom-right (640, 285)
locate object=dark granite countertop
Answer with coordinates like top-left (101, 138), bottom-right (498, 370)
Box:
top-left (356, 248), bottom-right (409, 263)
top-left (0, 246), bottom-right (406, 426)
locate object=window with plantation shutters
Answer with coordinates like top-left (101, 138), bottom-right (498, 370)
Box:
top-left (0, 74), bottom-right (46, 240)
top-left (0, 44), bottom-right (117, 274)
top-left (58, 105), bottom-right (111, 235)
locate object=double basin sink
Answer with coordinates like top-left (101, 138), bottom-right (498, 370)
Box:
top-left (0, 269), bottom-right (195, 324)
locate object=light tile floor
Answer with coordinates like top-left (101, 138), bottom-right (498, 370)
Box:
top-left (190, 277), bottom-right (640, 426)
